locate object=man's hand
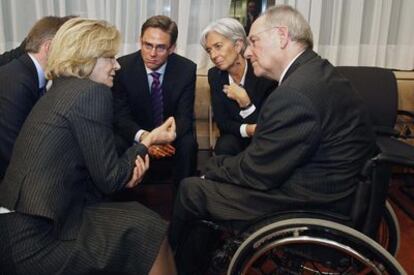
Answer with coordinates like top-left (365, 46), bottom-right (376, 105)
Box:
top-left (125, 155), bottom-right (150, 188)
top-left (141, 117), bottom-right (176, 148)
top-left (223, 83), bottom-right (251, 108)
top-left (148, 144), bottom-right (176, 159)
top-left (246, 124), bottom-right (256, 137)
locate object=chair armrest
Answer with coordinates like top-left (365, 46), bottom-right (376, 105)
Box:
top-left (376, 136), bottom-right (414, 167)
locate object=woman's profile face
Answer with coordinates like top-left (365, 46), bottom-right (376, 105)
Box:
top-left (89, 56), bottom-right (120, 87)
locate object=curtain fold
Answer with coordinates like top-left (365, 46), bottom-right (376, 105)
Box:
top-left (273, 0), bottom-right (414, 70)
top-left (0, 0), bottom-right (231, 73)
top-left (1, 0), bottom-right (412, 70)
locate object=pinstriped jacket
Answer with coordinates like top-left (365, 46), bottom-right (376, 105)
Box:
top-left (0, 77), bottom-right (146, 240)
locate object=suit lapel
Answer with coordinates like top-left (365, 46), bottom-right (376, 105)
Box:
top-left (162, 54), bottom-right (178, 116)
top-left (133, 53), bottom-right (154, 124)
top-left (219, 69), bottom-right (229, 88)
top-left (19, 54), bottom-right (41, 98)
top-left (282, 49), bottom-right (317, 83)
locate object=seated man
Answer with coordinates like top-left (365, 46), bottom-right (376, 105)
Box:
top-left (112, 15), bottom-right (198, 186)
top-left (0, 16), bottom-right (73, 179)
top-left (169, 5), bottom-right (376, 273)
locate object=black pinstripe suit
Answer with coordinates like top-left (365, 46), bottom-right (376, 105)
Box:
top-left (170, 49), bottom-right (376, 250)
top-left (0, 77), bottom-right (168, 274)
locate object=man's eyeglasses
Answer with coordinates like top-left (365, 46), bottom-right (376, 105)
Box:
top-left (247, 26), bottom-right (283, 48)
top-left (142, 41), bottom-right (169, 54)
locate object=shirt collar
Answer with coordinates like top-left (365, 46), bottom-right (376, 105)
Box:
top-left (145, 62), bottom-right (167, 76)
top-left (28, 53), bottom-right (46, 89)
top-left (278, 50), bottom-right (305, 85)
top-left (228, 59), bottom-right (248, 86)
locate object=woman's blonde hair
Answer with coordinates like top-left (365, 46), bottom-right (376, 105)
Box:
top-left (46, 18), bottom-right (121, 80)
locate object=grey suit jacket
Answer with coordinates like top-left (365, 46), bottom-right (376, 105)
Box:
top-left (0, 77), bottom-right (146, 240)
top-left (204, 49), bottom-right (376, 208)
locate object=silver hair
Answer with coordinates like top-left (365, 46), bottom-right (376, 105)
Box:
top-left (200, 17), bottom-right (248, 55)
top-left (263, 5), bottom-right (313, 49)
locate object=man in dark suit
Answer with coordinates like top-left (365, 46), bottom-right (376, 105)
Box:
top-left (169, 5), bottom-right (376, 272)
top-left (0, 16), bottom-right (72, 179)
top-left (113, 15), bottom-right (198, 186)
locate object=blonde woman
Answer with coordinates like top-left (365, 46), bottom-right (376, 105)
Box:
top-left (0, 18), bottom-right (176, 274)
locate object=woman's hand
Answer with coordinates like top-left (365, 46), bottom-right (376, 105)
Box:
top-left (223, 83), bottom-right (251, 108)
top-left (125, 154), bottom-right (150, 188)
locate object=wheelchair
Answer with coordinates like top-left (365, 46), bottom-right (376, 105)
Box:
top-left (177, 67), bottom-right (412, 275)
top-left (200, 139), bottom-right (409, 275)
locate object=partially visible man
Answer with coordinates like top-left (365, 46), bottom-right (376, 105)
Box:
top-left (113, 15), bottom-right (198, 186)
top-left (170, 5), bottom-right (376, 273)
top-left (0, 15), bottom-right (73, 179)
top-left (244, 0), bottom-right (259, 34)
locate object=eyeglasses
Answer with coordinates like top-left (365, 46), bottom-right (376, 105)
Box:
top-left (247, 26), bottom-right (283, 48)
top-left (142, 41), bottom-right (170, 54)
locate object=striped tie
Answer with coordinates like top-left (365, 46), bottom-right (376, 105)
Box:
top-left (150, 72), bottom-right (163, 127)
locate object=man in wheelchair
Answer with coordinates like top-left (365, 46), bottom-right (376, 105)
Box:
top-left (170, 5), bottom-right (407, 275)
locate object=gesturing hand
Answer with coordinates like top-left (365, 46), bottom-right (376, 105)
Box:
top-left (141, 117), bottom-right (177, 148)
top-left (125, 154), bottom-right (150, 188)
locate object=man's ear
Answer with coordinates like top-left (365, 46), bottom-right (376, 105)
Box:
top-left (43, 39), bottom-right (53, 54)
top-left (234, 39), bottom-right (243, 54)
top-left (168, 43), bottom-right (176, 55)
top-left (277, 26), bottom-right (289, 49)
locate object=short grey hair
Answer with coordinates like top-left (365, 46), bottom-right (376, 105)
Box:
top-left (263, 5), bottom-right (313, 49)
top-left (200, 18), bottom-right (248, 55)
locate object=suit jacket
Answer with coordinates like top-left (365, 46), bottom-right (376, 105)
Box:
top-left (208, 61), bottom-right (276, 137)
top-left (0, 53), bottom-right (40, 178)
top-left (113, 51), bottom-right (197, 143)
top-left (0, 77), bottom-right (146, 240)
top-left (0, 41), bottom-right (25, 66)
top-left (204, 49), bottom-right (376, 208)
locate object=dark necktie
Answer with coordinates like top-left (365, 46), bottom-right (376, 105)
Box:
top-left (39, 86), bottom-right (46, 97)
top-left (150, 72), bottom-right (163, 127)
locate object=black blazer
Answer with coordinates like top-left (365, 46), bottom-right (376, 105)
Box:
top-left (112, 51), bottom-right (196, 143)
top-left (0, 54), bottom-right (40, 178)
top-left (0, 41), bottom-right (25, 66)
top-left (0, 77), bottom-right (146, 240)
top-left (208, 61), bottom-right (276, 137)
top-left (205, 49), bottom-right (376, 207)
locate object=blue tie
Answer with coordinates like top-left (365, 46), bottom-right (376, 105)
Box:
top-left (150, 72), bottom-right (163, 127)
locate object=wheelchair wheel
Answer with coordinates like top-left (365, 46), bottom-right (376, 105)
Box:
top-left (377, 201), bottom-right (400, 256)
top-left (227, 218), bottom-right (406, 275)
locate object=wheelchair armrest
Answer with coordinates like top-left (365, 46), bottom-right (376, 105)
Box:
top-left (375, 135), bottom-right (414, 167)
top-left (374, 126), bottom-right (400, 137)
top-left (397, 109), bottom-right (414, 118)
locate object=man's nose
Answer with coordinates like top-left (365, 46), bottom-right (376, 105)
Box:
top-left (244, 46), bottom-right (252, 59)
